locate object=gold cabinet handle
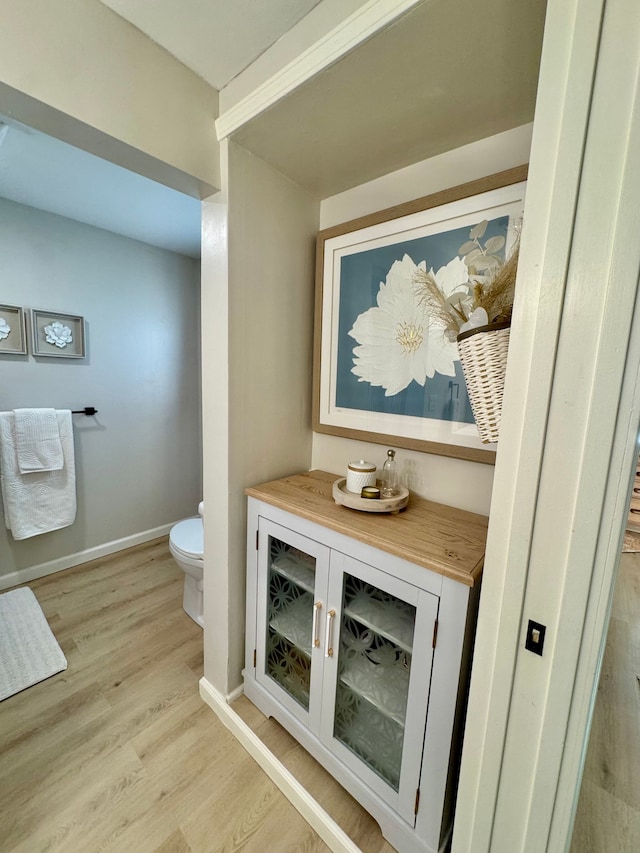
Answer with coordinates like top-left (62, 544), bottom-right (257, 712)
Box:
top-left (325, 609), bottom-right (336, 658)
top-left (313, 601), bottom-right (322, 648)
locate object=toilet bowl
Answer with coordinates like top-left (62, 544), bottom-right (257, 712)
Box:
top-left (169, 507), bottom-right (204, 628)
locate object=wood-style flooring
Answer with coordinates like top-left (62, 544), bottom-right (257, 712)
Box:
top-left (0, 539), bottom-right (338, 853)
top-left (11, 537), bottom-right (637, 852)
top-left (229, 696), bottom-right (396, 853)
top-left (570, 551), bottom-right (640, 852)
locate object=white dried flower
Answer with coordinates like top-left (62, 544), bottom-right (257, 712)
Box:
top-left (44, 321), bottom-right (73, 348)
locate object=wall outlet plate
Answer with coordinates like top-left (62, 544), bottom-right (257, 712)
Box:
top-left (525, 619), bottom-right (546, 656)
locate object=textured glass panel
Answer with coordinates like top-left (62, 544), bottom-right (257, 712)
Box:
top-left (333, 574), bottom-right (416, 790)
top-left (265, 536), bottom-right (316, 710)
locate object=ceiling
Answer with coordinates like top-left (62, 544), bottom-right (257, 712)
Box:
top-left (0, 0), bottom-right (546, 256)
top-left (97, 0), bottom-right (324, 90)
top-left (231, 0), bottom-right (547, 197)
top-left (0, 117), bottom-right (203, 258)
top-left (0, 0), bottom-right (325, 259)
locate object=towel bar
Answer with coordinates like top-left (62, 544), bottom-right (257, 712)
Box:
top-left (71, 407), bottom-right (98, 416)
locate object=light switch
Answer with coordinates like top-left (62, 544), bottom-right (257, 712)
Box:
top-left (525, 619), bottom-right (546, 656)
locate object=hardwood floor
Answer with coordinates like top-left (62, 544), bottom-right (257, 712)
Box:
top-left (8, 538), bottom-right (638, 853)
top-left (0, 539), bottom-right (333, 853)
top-left (230, 696), bottom-right (397, 853)
top-left (570, 551), bottom-right (640, 853)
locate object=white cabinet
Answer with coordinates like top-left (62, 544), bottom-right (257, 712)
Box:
top-left (244, 471), bottom-right (487, 853)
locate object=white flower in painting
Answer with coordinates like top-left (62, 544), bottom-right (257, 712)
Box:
top-left (44, 321), bottom-right (73, 348)
top-left (0, 317), bottom-right (10, 340)
top-left (348, 254), bottom-right (469, 396)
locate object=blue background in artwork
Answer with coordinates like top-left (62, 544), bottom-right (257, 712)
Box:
top-left (335, 216), bottom-right (509, 423)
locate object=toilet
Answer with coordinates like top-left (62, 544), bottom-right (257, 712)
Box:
top-left (169, 502), bottom-right (204, 628)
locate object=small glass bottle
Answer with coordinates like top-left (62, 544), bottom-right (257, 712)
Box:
top-left (381, 449), bottom-right (397, 498)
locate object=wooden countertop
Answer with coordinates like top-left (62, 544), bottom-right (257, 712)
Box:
top-left (245, 470), bottom-right (487, 587)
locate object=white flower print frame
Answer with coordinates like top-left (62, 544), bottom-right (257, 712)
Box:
top-left (312, 166), bottom-right (527, 464)
top-left (31, 309), bottom-right (86, 358)
top-left (0, 304), bottom-right (27, 355)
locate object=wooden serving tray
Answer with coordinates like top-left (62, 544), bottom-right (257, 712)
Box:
top-left (332, 478), bottom-right (409, 513)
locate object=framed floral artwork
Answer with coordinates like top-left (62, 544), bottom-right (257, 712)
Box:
top-left (31, 309), bottom-right (86, 358)
top-left (0, 304), bottom-right (27, 355)
top-left (312, 165), bottom-right (527, 464)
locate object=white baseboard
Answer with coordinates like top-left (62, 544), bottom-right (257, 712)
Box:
top-left (198, 677), bottom-right (362, 853)
top-left (0, 523), bottom-right (174, 591)
top-left (226, 683), bottom-right (245, 704)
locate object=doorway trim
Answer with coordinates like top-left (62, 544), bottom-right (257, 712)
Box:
top-left (452, 0), bottom-right (640, 849)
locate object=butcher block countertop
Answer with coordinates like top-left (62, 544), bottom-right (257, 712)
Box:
top-left (245, 470), bottom-right (488, 587)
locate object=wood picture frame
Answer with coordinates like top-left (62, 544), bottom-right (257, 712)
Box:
top-left (0, 304), bottom-right (27, 355)
top-left (31, 309), bottom-right (86, 359)
top-left (312, 165), bottom-right (528, 465)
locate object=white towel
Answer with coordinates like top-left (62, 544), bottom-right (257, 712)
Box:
top-left (0, 410), bottom-right (76, 540)
top-left (14, 408), bottom-right (64, 473)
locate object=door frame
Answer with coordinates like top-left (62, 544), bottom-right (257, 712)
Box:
top-left (452, 0), bottom-right (640, 850)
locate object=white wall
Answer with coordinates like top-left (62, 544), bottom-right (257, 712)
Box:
top-left (0, 0), bottom-right (219, 196)
top-left (202, 141), bottom-right (319, 694)
top-left (0, 198), bottom-right (201, 582)
top-left (312, 124), bottom-right (534, 515)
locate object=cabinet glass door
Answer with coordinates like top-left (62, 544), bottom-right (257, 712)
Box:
top-left (256, 518), bottom-right (329, 726)
top-left (266, 534), bottom-right (315, 709)
top-left (333, 572), bottom-right (415, 790)
top-left (321, 553), bottom-right (438, 823)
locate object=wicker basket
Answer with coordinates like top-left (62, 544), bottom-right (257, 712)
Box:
top-left (457, 321), bottom-right (510, 444)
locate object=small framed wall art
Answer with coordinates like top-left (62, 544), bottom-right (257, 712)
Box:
top-left (31, 309), bottom-right (86, 358)
top-left (0, 304), bottom-right (27, 355)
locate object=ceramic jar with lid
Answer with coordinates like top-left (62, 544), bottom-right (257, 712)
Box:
top-left (346, 459), bottom-right (377, 494)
